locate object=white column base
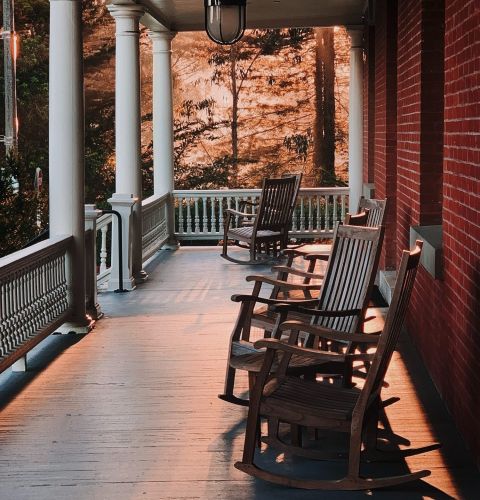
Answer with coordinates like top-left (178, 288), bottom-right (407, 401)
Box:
top-left (378, 270), bottom-right (397, 305)
top-left (55, 317), bottom-right (96, 335)
top-left (11, 356), bottom-right (27, 372)
top-left (363, 183), bottom-right (376, 199)
top-left (107, 193), bottom-right (137, 292)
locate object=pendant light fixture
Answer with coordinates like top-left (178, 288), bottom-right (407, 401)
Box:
top-left (204, 0), bottom-right (247, 45)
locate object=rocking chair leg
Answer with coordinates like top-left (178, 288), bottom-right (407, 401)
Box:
top-left (248, 372), bottom-right (257, 395)
top-left (224, 365), bottom-right (236, 397)
top-left (267, 417), bottom-right (280, 441)
top-left (291, 424), bottom-right (302, 447)
top-left (363, 406), bottom-right (379, 453)
top-left (347, 425), bottom-right (362, 480)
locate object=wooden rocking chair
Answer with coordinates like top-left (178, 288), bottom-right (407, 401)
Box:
top-left (218, 224), bottom-right (384, 406)
top-left (221, 176), bottom-right (299, 265)
top-left (235, 242), bottom-right (434, 490)
top-left (275, 197), bottom-right (388, 290)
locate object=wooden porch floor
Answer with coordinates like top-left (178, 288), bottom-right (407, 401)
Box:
top-left (0, 247), bottom-right (479, 499)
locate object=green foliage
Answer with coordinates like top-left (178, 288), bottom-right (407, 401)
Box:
top-left (0, 154), bottom-right (47, 257)
top-left (283, 131), bottom-right (313, 162)
top-left (85, 101), bottom-right (116, 207)
top-left (175, 156), bottom-right (230, 190)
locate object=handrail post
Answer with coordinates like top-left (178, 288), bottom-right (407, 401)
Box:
top-left (85, 204), bottom-right (104, 318)
top-left (107, 194), bottom-right (136, 291)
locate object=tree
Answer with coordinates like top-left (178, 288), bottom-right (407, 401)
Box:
top-left (206, 28), bottom-right (314, 187)
top-left (0, 153), bottom-right (47, 256)
top-left (313, 27), bottom-right (336, 185)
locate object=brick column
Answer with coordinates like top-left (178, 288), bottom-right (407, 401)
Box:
top-left (374, 0), bottom-right (398, 270)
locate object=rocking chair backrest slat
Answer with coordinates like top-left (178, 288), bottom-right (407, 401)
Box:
top-left (355, 242), bottom-right (423, 415)
top-left (304, 224), bottom-right (384, 345)
top-left (254, 177), bottom-right (298, 232)
top-left (358, 197), bottom-right (387, 228)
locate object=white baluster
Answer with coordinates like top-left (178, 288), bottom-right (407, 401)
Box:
top-left (317, 195), bottom-right (322, 232)
top-left (202, 196), bottom-right (208, 234)
top-left (233, 196), bottom-right (239, 227)
top-left (194, 197), bottom-right (200, 234)
top-left (300, 196), bottom-right (305, 232)
top-left (100, 225), bottom-right (108, 273)
top-left (292, 200), bottom-right (298, 233)
top-left (333, 194), bottom-right (338, 225)
top-left (308, 196), bottom-right (313, 232)
top-left (210, 197), bottom-right (216, 234)
top-left (178, 197), bottom-right (184, 234)
top-left (325, 195), bottom-right (331, 232)
top-left (219, 196), bottom-right (225, 231)
top-left (341, 194), bottom-right (347, 220)
top-left (186, 197), bottom-right (193, 234)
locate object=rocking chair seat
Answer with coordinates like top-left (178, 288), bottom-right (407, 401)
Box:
top-left (230, 340), bottom-right (345, 373)
top-left (228, 227), bottom-right (282, 242)
top-left (261, 376), bottom-right (360, 423)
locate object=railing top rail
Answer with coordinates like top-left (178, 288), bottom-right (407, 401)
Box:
top-left (97, 213), bottom-right (113, 229)
top-left (172, 187), bottom-right (349, 196)
top-left (0, 235), bottom-right (73, 280)
top-left (142, 193), bottom-right (170, 208)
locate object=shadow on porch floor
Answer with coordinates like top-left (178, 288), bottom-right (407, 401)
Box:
top-left (0, 246), bottom-right (478, 499)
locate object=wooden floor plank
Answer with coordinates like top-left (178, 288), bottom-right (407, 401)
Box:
top-left (0, 246), bottom-right (478, 499)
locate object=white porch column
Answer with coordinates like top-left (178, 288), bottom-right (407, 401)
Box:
top-left (49, 0), bottom-right (90, 331)
top-left (149, 30), bottom-right (176, 196)
top-left (108, 4), bottom-right (145, 281)
top-left (149, 30), bottom-right (178, 247)
top-left (347, 29), bottom-right (364, 212)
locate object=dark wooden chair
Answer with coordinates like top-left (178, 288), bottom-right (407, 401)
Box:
top-left (235, 242), bottom-right (436, 490)
top-left (221, 176), bottom-right (299, 265)
top-left (277, 197), bottom-right (387, 285)
top-left (218, 224), bottom-right (384, 406)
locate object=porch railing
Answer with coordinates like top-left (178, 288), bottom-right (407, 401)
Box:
top-left (142, 194), bottom-right (169, 262)
top-left (172, 187), bottom-right (349, 240)
top-left (93, 187), bottom-right (348, 289)
top-left (0, 236), bottom-right (72, 372)
top-left (96, 212), bottom-right (113, 290)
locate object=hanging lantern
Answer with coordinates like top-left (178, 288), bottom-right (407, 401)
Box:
top-left (204, 0), bottom-right (247, 45)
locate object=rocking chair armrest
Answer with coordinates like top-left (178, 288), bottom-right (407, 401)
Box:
top-left (253, 338), bottom-right (374, 362)
top-left (304, 252), bottom-right (330, 262)
top-left (281, 248), bottom-right (310, 258)
top-left (239, 200), bottom-right (259, 208)
top-left (230, 294), bottom-right (318, 307)
top-left (245, 274), bottom-right (322, 291)
top-left (271, 266), bottom-right (324, 280)
top-left (270, 304), bottom-right (361, 318)
top-left (225, 208), bottom-right (257, 219)
top-left (278, 320), bottom-right (380, 344)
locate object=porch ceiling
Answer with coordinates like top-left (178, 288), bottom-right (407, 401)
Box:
top-left (131, 0), bottom-right (367, 32)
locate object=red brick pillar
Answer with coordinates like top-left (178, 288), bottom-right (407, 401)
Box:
top-left (396, 0), bottom-right (444, 261)
top-left (374, 0), bottom-right (398, 269)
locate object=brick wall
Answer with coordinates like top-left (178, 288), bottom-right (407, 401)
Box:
top-left (437, 0), bottom-right (480, 462)
top-left (374, 0), bottom-right (398, 269)
top-left (369, 0), bottom-right (480, 465)
top-left (396, 0), bottom-right (444, 260)
top-left (363, 26), bottom-right (375, 185)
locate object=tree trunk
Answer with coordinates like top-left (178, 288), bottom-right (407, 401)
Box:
top-left (230, 46), bottom-right (239, 188)
top-left (313, 28), bottom-right (324, 183)
top-left (313, 28), bottom-right (335, 185)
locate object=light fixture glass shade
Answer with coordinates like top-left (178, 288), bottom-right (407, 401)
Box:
top-left (204, 0), bottom-right (246, 45)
